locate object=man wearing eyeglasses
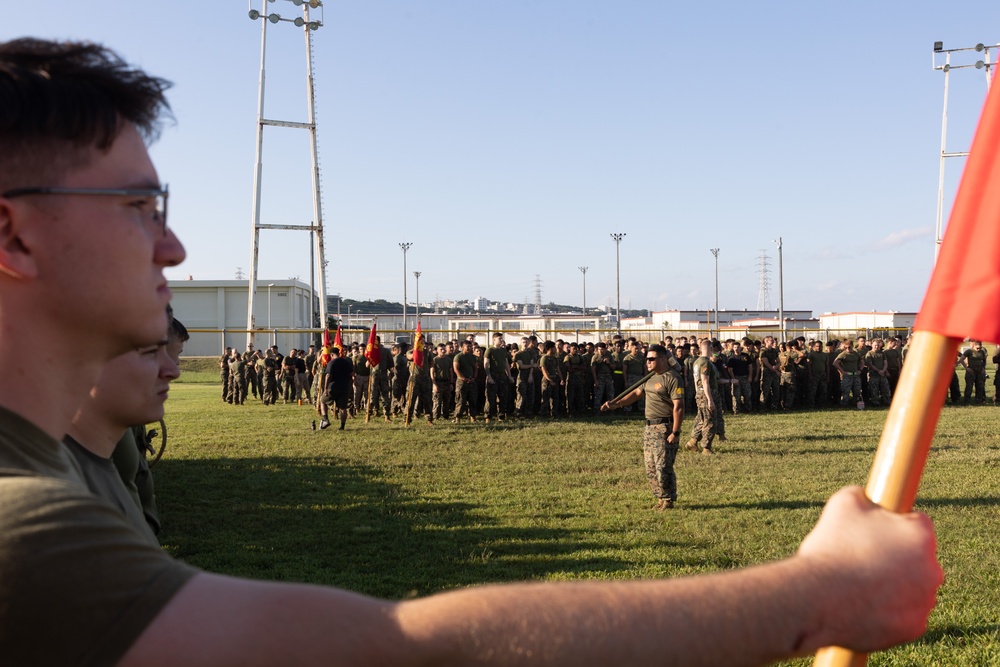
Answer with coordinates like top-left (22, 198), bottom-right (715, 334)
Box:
top-left (0, 37), bottom-right (944, 667)
top-left (600, 345), bottom-right (685, 510)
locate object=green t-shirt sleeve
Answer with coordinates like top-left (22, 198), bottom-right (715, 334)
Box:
top-left (0, 476), bottom-right (198, 667)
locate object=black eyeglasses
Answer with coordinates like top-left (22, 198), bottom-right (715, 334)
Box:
top-left (2, 185), bottom-right (169, 236)
top-left (646, 356), bottom-right (659, 362)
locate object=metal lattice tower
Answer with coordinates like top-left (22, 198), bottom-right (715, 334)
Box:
top-left (245, 0), bottom-right (329, 347)
top-left (534, 275), bottom-right (543, 313)
top-left (756, 250), bottom-right (772, 311)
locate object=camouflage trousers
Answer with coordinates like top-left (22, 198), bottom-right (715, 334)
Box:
top-left (516, 377), bottom-right (535, 416)
top-left (760, 372), bottom-right (779, 409)
top-left (263, 373), bottom-right (279, 405)
top-left (711, 389), bottom-right (726, 437)
top-left (566, 377), bottom-right (586, 415)
top-left (367, 373), bottom-right (392, 417)
top-left (229, 374), bottom-right (246, 405)
top-left (779, 372), bottom-right (796, 410)
top-left (433, 380), bottom-right (453, 418)
top-left (840, 374), bottom-right (862, 406)
top-left (869, 372), bottom-right (891, 407)
top-left (540, 379), bottom-right (560, 417)
top-left (593, 375), bottom-right (615, 412)
top-left (807, 377), bottom-right (828, 408)
top-left (643, 424), bottom-right (678, 501)
top-left (689, 391), bottom-right (716, 451)
top-left (221, 372), bottom-right (230, 402)
top-left (353, 376), bottom-right (369, 414)
top-left (406, 375), bottom-right (434, 422)
top-left (486, 375), bottom-right (511, 419)
top-left (731, 376), bottom-right (751, 413)
top-left (454, 378), bottom-right (475, 419)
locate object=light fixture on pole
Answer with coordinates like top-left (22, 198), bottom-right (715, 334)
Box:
top-left (399, 242), bottom-right (412, 333)
top-left (578, 266), bottom-right (588, 317)
top-left (932, 41), bottom-right (996, 262)
top-left (414, 271), bottom-right (421, 328)
top-left (710, 249), bottom-right (720, 338)
top-left (774, 237), bottom-right (784, 342)
top-left (610, 234), bottom-right (625, 335)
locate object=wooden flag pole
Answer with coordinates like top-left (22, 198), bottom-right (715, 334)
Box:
top-left (813, 331), bottom-right (959, 667)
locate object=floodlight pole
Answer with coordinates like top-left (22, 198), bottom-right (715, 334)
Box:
top-left (579, 266), bottom-right (588, 316)
top-left (710, 248), bottom-right (720, 338)
top-left (400, 243), bottom-right (412, 332)
top-left (245, 1), bottom-right (329, 350)
top-left (774, 237), bottom-right (784, 342)
top-left (932, 41), bottom-right (996, 263)
top-left (414, 271), bottom-right (421, 328)
top-left (610, 234), bottom-right (625, 335)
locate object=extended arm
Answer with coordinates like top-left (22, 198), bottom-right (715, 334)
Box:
top-left (119, 487), bottom-right (941, 667)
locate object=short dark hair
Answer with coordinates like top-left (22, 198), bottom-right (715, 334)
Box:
top-left (169, 317), bottom-right (189, 343)
top-left (0, 39), bottom-right (172, 191)
top-left (648, 344), bottom-right (668, 358)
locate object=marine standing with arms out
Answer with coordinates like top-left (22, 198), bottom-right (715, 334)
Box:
top-left (602, 345), bottom-right (684, 510)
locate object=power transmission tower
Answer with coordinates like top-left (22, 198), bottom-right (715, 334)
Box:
top-left (756, 250), bottom-right (772, 311)
top-left (534, 275), bottom-right (543, 314)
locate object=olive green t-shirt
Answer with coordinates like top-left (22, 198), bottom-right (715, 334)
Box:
top-left (591, 351), bottom-right (613, 378)
top-left (806, 350), bottom-right (829, 380)
top-left (644, 370), bottom-right (684, 420)
top-left (692, 356), bottom-right (718, 393)
top-left (759, 347), bottom-right (780, 375)
top-left (836, 350), bottom-right (862, 373)
top-left (454, 352), bottom-right (477, 381)
top-left (0, 406), bottom-right (197, 667)
top-left (486, 346), bottom-right (511, 378)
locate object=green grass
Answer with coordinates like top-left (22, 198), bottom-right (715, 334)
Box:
top-left (155, 383), bottom-right (1000, 665)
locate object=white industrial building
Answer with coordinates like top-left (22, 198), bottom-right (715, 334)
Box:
top-left (168, 280), bottom-right (318, 356)
top-left (818, 312), bottom-right (916, 337)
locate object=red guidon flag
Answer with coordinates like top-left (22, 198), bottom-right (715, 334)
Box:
top-left (364, 322), bottom-right (381, 368)
top-left (333, 325), bottom-right (343, 352)
top-left (413, 321), bottom-right (425, 368)
top-left (915, 72), bottom-right (1000, 342)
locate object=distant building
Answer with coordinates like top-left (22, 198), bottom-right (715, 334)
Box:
top-left (818, 312), bottom-right (916, 338)
top-left (168, 279), bottom-right (316, 355)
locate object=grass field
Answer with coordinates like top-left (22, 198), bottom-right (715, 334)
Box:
top-left (157, 374), bottom-right (1000, 665)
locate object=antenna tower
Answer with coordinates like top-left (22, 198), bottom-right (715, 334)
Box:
top-left (756, 250), bottom-right (772, 310)
top-left (244, 1), bottom-right (329, 348)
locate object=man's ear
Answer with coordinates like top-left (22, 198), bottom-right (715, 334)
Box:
top-left (0, 199), bottom-right (39, 280)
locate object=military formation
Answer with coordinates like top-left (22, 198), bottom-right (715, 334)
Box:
top-left (220, 331), bottom-right (999, 429)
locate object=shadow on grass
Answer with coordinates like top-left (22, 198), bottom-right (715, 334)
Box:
top-left (155, 456), bottom-right (673, 599)
top-left (915, 496), bottom-right (1000, 509)
top-left (916, 623), bottom-right (1000, 644)
top-left (683, 499), bottom-right (825, 511)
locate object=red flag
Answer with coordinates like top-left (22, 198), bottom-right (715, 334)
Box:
top-left (413, 321), bottom-right (425, 368)
top-left (333, 325), bottom-right (343, 352)
top-left (364, 322), bottom-right (381, 368)
top-left (915, 74), bottom-right (1000, 342)
top-left (323, 328), bottom-right (331, 350)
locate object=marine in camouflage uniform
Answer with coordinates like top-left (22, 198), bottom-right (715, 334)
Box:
top-left (591, 342), bottom-right (615, 413)
top-left (228, 351), bottom-right (246, 405)
top-left (758, 336), bottom-right (780, 410)
top-left (600, 344), bottom-right (684, 510)
top-left (352, 348), bottom-right (370, 416)
top-left (539, 341), bottom-right (563, 418)
top-left (563, 343), bottom-right (587, 415)
top-left (366, 340), bottom-right (393, 420)
top-left (452, 340), bottom-right (477, 421)
top-left (262, 351), bottom-right (279, 405)
top-left (864, 339), bottom-right (891, 408)
top-left (220, 347), bottom-right (232, 403)
top-left (961, 340), bottom-right (988, 404)
top-left (243, 347), bottom-right (259, 401)
top-left (778, 340), bottom-right (802, 410)
top-left (686, 340), bottom-right (718, 454)
top-left (391, 344), bottom-right (410, 416)
top-left (621, 341), bottom-right (646, 414)
top-left (405, 343), bottom-right (434, 425)
top-left (725, 343), bottom-right (753, 414)
top-left (513, 342), bottom-right (536, 417)
top-left (834, 341), bottom-right (863, 407)
top-left (805, 341), bottom-right (829, 408)
top-left (431, 344), bottom-right (453, 419)
top-left (485, 333), bottom-right (513, 422)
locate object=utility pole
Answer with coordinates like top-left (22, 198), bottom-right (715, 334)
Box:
top-left (610, 233), bottom-right (625, 335)
top-left (774, 237), bottom-right (784, 341)
top-left (414, 271), bottom-right (421, 328)
top-left (578, 266), bottom-right (588, 316)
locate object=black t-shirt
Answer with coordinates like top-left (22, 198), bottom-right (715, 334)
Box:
top-left (727, 353), bottom-right (751, 377)
top-left (325, 357), bottom-right (354, 394)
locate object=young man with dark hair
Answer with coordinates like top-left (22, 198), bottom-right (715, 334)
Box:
top-left (0, 38), bottom-right (942, 667)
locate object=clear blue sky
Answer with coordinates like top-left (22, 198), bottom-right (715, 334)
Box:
top-left (5, 1), bottom-right (998, 315)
